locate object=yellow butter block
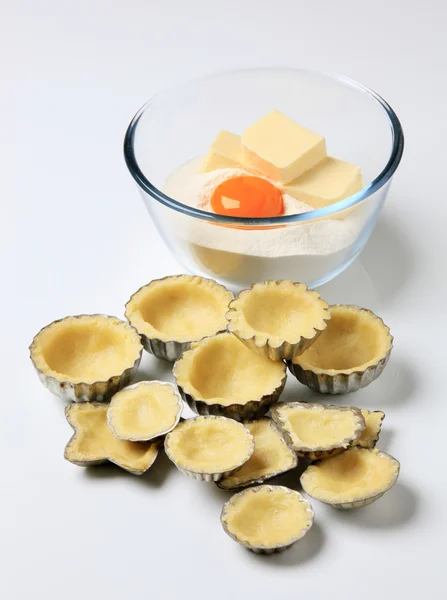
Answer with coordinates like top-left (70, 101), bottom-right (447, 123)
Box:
top-left (201, 130), bottom-right (243, 172)
top-left (241, 110), bottom-right (326, 184)
top-left (284, 157), bottom-right (363, 209)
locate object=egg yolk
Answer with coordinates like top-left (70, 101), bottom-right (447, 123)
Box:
top-left (210, 176), bottom-right (284, 218)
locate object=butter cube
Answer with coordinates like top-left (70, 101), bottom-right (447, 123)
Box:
top-left (241, 110), bottom-right (326, 184)
top-left (284, 157), bottom-right (363, 209)
top-left (201, 130), bottom-right (242, 172)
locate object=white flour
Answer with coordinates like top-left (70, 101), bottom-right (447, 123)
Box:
top-left (164, 157), bottom-right (364, 258)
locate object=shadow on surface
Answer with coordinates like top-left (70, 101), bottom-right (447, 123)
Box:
top-left (278, 378), bottom-right (323, 405)
top-left (319, 256), bottom-right (381, 307)
top-left (282, 356), bottom-right (417, 410)
top-left (83, 449), bottom-right (173, 488)
top-left (200, 479), bottom-right (233, 504)
top-left (141, 450), bottom-right (175, 487)
top-left (333, 482), bottom-right (418, 529)
top-left (246, 521), bottom-right (325, 567)
top-left (270, 461), bottom-right (310, 491)
top-left (359, 218), bottom-right (413, 306)
top-left (375, 428), bottom-right (394, 452)
top-left (319, 217), bottom-right (413, 308)
top-left (357, 357), bottom-right (418, 409)
top-left (132, 352), bottom-right (175, 384)
top-left (200, 462), bottom-right (310, 509)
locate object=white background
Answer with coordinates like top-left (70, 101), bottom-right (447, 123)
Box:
top-left (2, 1), bottom-right (446, 598)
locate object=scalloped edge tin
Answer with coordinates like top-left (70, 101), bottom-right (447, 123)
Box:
top-left (64, 403), bottom-right (160, 475)
top-left (353, 409), bottom-right (385, 449)
top-left (107, 380), bottom-right (183, 442)
top-left (216, 419), bottom-right (298, 490)
top-left (287, 305), bottom-right (393, 394)
top-left (176, 371), bottom-right (287, 422)
top-left (164, 416), bottom-right (255, 481)
top-left (221, 485), bottom-right (314, 554)
top-left (124, 275), bottom-right (233, 362)
top-left (30, 314), bottom-right (143, 403)
top-left (271, 402), bottom-right (365, 461)
top-left (225, 281), bottom-right (330, 361)
top-left (173, 333), bottom-right (287, 422)
top-left (300, 448), bottom-right (400, 509)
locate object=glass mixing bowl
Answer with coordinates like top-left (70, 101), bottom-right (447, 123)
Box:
top-left (124, 68), bottom-right (403, 290)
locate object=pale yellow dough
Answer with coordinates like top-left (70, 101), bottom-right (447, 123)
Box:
top-left (293, 305), bottom-right (392, 374)
top-left (223, 486), bottom-right (313, 547)
top-left (125, 275), bottom-right (233, 343)
top-left (301, 447), bottom-right (399, 503)
top-left (227, 281), bottom-right (330, 346)
top-left (31, 315), bottom-right (142, 384)
top-left (353, 409), bottom-right (384, 449)
top-left (65, 403), bottom-right (159, 472)
top-left (272, 402), bottom-right (364, 451)
top-left (165, 417), bottom-right (253, 473)
top-left (174, 333), bottom-right (285, 407)
top-left (107, 382), bottom-right (182, 441)
top-left (219, 419), bottom-right (297, 489)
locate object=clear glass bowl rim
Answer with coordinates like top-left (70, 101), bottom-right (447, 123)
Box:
top-left (123, 67), bottom-right (404, 225)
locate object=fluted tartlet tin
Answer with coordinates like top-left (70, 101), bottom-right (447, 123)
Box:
top-left (125, 275), bottom-right (233, 362)
top-left (216, 419), bottom-right (298, 491)
top-left (138, 337), bottom-right (189, 362)
top-left (178, 380), bottom-right (286, 422)
top-left (300, 448), bottom-right (400, 509)
top-left (288, 355), bottom-right (392, 394)
top-left (173, 332), bottom-right (287, 422)
top-left (271, 402), bottom-right (365, 461)
top-left (226, 281), bottom-right (330, 361)
top-left (107, 381), bottom-right (183, 442)
top-left (353, 409), bottom-right (385, 449)
top-left (30, 314), bottom-right (143, 403)
top-left (288, 305), bottom-right (393, 394)
top-left (64, 403), bottom-right (160, 475)
top-left (221, 485), bottom-right (314, 554)
top-left (164, 416), bottom-right (255, 481)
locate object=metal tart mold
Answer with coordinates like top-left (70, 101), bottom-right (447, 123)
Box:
top-left (352, 409), bottom-right (385, 449)
top-left (300, 447), bottom-right (400, 509)
top-left (125, 274), bottom-right (233, 362)
top-left (173, 332), bottom-right (287, 421)
top-left (107, 381), bottom-right (183, 442)
top-left (288, 305), bottom-right (393, 394)
top-left (30, 314), bottom-right (143, 403)
top-left (164, 416), bottom-right (255, 481)
top-left (226, 280), bottom-right (330, 361)
top-left (216, 418), bottom-right (298, 490)
top-left (64, 403), bottom-right (160, 475)
top-left (221, 485), bottom-right (314, 554)
top-left (271, 402), bottom-right (365, 461)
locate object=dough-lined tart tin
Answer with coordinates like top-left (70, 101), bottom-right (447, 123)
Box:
top-left (164, 416), bottom-right (254, 481)
top-left (216, 418), bottom-right (298, 490)
top-left (30, 314), bottom-right (143, 402)
top-left (125, 274), bottom-right (233, 362)
top-left (221, 484), bottom-right (314, 554)
top-left (64, 403), bottom-right (160, 475)
top-left (226, 280), bottom-right (330, 361)
top-left (173, 332), bottom-right (287, 421)
top-left (300, 447), bottom-right (400, 509)
top-left (107, 381), bottom-right (183, 442)
top-left (288, 305), bottom-right (393, 394)
top-left (353, 409), bottom-right (385, 449)
top-left (271, 401), bottom-right (365, 461)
